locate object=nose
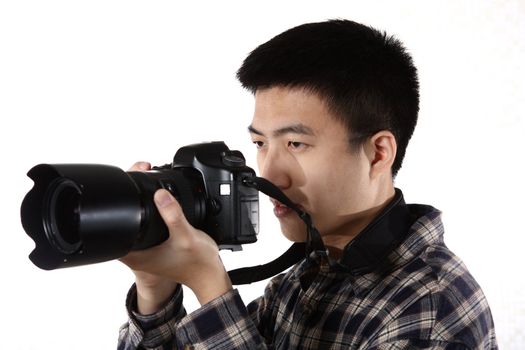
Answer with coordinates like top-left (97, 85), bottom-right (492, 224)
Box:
top-left (258, 148), bottom-right (292, 190)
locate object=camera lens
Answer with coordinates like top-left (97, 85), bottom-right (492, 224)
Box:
top-left (43, 179), bottom-right (83, 254)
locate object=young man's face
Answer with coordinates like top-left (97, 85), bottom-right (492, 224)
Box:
top-left (249, 86), bottom-right (378, 248)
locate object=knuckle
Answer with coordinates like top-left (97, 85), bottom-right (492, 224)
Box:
top-left (162, 205), bottom-right (190, 232)
top-left (164, 209), bottom-right (184, 226)
top-left (175, 236), bottom-right (195, 252)
top-left (128, 161), bottom-right (150, 171)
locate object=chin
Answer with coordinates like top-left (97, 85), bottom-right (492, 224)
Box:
top-left (279, 221), bottom-right (308, 242)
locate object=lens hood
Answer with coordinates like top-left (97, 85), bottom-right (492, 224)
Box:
top-left (21, 164), bottom-right (143, 270)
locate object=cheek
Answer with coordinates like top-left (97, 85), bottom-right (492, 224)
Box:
top-left (307, 159), bottom-right (366, 214)
top-left (302, 163), bottom-right (340, 209)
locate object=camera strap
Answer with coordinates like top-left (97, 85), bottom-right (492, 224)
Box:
top-left (227, 176), bottom-right (326, 285)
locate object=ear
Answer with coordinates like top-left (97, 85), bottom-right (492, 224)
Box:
top-left (366, 131), bottom-right (397, 179)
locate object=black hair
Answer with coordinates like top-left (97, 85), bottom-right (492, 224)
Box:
top-left (237, 19), bottom-right (419, 177)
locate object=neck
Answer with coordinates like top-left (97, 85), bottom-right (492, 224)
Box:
top-left (322, 184), bottom-right (396, 256)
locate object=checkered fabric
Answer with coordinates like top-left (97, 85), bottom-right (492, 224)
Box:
top-left (118, 204), bottom-right (498, 349)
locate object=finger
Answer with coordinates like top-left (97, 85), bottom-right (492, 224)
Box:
top-left (154, 189), bottom-right (191, 233)
top-left (128, 161), bottom-right (151, 172)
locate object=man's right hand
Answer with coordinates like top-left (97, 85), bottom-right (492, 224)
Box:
top-left (120, 161), bottom-right (232, 315)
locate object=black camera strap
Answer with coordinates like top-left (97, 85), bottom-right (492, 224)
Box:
top-left (227, 177), bottom-right (326, 285)
top-left (227, 242), bottom-right (306, 285)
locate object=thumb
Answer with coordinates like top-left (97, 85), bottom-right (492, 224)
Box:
top-left (154, 189), bottom-right (190, 231)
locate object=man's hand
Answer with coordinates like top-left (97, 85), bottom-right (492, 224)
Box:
top-left (120, 162), bottom-right (232, 314)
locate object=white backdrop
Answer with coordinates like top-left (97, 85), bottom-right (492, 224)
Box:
top-left (1, 1), bottom-right (523, 349)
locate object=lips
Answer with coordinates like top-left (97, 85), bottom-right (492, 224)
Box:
top-left (271, 199), bottom-right (304, 219)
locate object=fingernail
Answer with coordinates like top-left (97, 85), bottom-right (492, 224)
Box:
top-left (155, 190), bottom-right (174, 208)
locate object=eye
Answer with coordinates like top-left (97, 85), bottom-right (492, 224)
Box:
top-left (287, 141), bottom-right (308, 150)
top-left (253, 140), bottom-right (265, 149)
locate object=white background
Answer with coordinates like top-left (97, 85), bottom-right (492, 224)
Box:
top-left (1, 1), bottom-right (524, 348)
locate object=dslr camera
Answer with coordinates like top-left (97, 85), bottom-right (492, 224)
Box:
top-left (21, 142), bottom-right (259, 270)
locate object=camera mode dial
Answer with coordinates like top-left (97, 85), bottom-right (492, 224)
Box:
top-left (221, 151), bottom-right (245, 167)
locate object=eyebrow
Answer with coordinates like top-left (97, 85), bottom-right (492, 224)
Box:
top-left (248, 123), bottom-right (315, 137)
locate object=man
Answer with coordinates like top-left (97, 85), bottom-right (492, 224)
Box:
top-left (118, 19), bottom-right (498, 349)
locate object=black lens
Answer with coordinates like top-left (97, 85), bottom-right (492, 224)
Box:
top-left (43, 179), bottom-right (83, 254)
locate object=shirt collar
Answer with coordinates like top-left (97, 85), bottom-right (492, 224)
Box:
top-left (336, 188), bottom-right (415, 274)
top-left (294, 189), bottom-right (442, 293)
top-left (349, 204), bottom-right (443, 294)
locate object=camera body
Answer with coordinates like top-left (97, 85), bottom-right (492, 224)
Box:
top-left (166, 141), bottom-right (259, 247)
top-left (21, 142), bottom-right (259, 270)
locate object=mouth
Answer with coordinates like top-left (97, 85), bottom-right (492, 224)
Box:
top-left (271, 199), bottom-right (304, 219)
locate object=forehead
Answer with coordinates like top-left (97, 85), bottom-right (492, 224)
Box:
top-left (251, 86), bottom-right (340, 133)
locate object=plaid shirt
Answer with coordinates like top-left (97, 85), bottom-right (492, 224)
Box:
top-left (118, 203), bottom-right (498, 349)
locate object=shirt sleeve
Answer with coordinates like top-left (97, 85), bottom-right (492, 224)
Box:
top-left (368, 339), bottom-right (469, 349)
top-left (117, 279), bottom-right (280, 350)
top-left (117, 283), bottom-right (187, 349)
